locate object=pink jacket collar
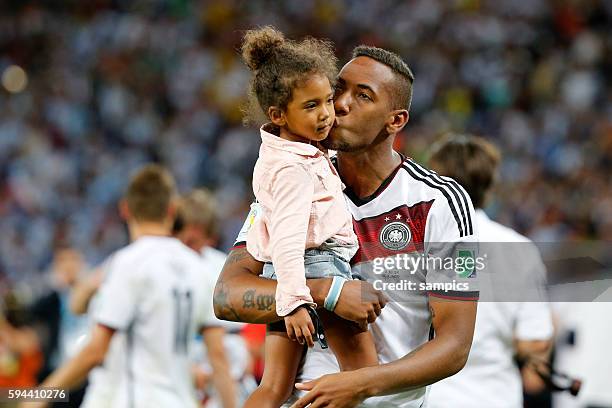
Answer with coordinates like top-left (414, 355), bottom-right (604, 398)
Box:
top-left (260, 124), bottom-right (322, 157)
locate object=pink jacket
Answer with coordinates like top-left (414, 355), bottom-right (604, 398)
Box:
top-left (247, 125), bottom-right (358, 316)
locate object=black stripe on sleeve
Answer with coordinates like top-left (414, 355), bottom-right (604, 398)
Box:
top-left (404, 160), bottom-right (470, 235)
top-left (404, 160), bottom-right (473, 236)
top-left (401, 164), bottom-right (466, 237)
top-left (439, 176), bottom-right (473, 235)
top-left (408, 160), bottom-right (474, 236)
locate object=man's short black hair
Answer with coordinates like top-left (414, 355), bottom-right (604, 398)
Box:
top-left (352, 45), bottom-right (415, 111)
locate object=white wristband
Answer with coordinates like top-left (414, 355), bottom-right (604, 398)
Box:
top-left (324, 276), bottom-right (347, 312)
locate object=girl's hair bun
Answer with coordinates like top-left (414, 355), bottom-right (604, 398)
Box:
top-left (241, 26), bottom-right (285, 71)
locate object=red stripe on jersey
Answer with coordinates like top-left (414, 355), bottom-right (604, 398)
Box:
top-left (232, 242), bottom-right (246, 250)
top-left (351, 200), bottom-right (434, 265)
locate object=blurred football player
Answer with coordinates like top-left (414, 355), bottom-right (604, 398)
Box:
top-left (29, 164), bottom-right (217, 408)
top-left (426, 135), bottom-right (554, 408)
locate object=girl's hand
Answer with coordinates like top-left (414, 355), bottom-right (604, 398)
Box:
top-left (284, 307), bottom-right (315, 347)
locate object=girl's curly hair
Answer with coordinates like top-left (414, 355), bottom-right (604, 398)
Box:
top-left (241, 26), bottom-right (338, 125)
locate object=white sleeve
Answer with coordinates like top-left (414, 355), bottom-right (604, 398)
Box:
top-left (515, 247), bottom-right (553, 340)
top-left (424, 182), bottom-right (479, 300)
top-left (515, 302), bottom-right (554, 340)
top-left (94, 254), bottom-right (140, 330)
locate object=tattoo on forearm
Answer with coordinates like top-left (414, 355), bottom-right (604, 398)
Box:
top-left (256, 294), bottom-right (274, 311)
top-left (242, 290), bottom-right (274, 312)
top-left (213, 282), bottom-right (241, 321)
top-left (243, 290), bottom-right (255, 308)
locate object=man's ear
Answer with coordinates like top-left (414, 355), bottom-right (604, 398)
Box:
top-left (385, 109), bottom-right (409, 135)
top-left (118, 200), bottom-right (130, 221)
top-left (268, 106), bottom-right (286, 127)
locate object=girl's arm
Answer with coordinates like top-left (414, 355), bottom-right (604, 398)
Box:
top-left (267, 164), bottom-right (316, 317)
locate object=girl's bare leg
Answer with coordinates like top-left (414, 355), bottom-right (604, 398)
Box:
top-left (319, 310), bottom-right (379, 371)
top-left (243, 327), bottom-right (304, 408)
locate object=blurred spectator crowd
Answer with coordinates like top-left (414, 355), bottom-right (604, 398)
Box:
top-left (0, 0), bottom-right (611, 291)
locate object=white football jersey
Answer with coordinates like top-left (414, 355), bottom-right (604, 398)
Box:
top-left (94, 236), bottom-right (215, 408)
top-left (428, 210), bottom-right (553, 408)
top-left (236, 157), bottom-right (479, 407)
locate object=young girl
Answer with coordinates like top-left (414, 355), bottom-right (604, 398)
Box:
top-left (241, 27), bottom-right (378, 407)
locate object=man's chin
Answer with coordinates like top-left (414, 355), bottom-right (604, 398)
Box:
top-left (323, 129), bottom-right (350, 151)
top-left (322, 137), bottom-right (346, 151)
top-left (322, 136), bottom-right (365, 153)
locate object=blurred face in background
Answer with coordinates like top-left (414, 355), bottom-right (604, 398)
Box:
top-left (323, 56), bottom-right (398, 152)
top-left (52, 248), bottom-right (84, 288)
top-left (173, 191), bottom-right (218, 253)
top-left (175, 223), bottom-right (208, 253)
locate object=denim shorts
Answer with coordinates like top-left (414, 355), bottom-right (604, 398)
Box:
top-left (261, 248), bottom-right (352, 280)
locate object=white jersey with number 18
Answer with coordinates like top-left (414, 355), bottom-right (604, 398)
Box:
top-left (94, 236), bottom-right (215, 408)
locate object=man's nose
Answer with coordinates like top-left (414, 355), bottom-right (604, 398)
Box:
top-left (334, 93), bottom-right (350, 116)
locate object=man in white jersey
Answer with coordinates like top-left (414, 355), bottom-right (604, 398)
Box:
top-left (66, 190), bottom-right (240, 408)
top-left (214, 46), bottom-right (478, 407)
top-left (30, 165), bottom-right (216, 408)
top-left (426, 135), bottom-right (553, 408)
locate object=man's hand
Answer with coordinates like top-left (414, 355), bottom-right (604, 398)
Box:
top-left (333, 280), bottom-right (387, 329)
top-left (291, 297), bottom-right (476, 404)
top-left (516, 338), bottom-right (552, 394)
top-left (290, 370), bottom-right (371, 408)
top-left (191, 364), bottom-right (211, 390)
top-left (285, 307), bottom-right (315, 347)
top-left (70, 267), bottom-right (105, 315)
